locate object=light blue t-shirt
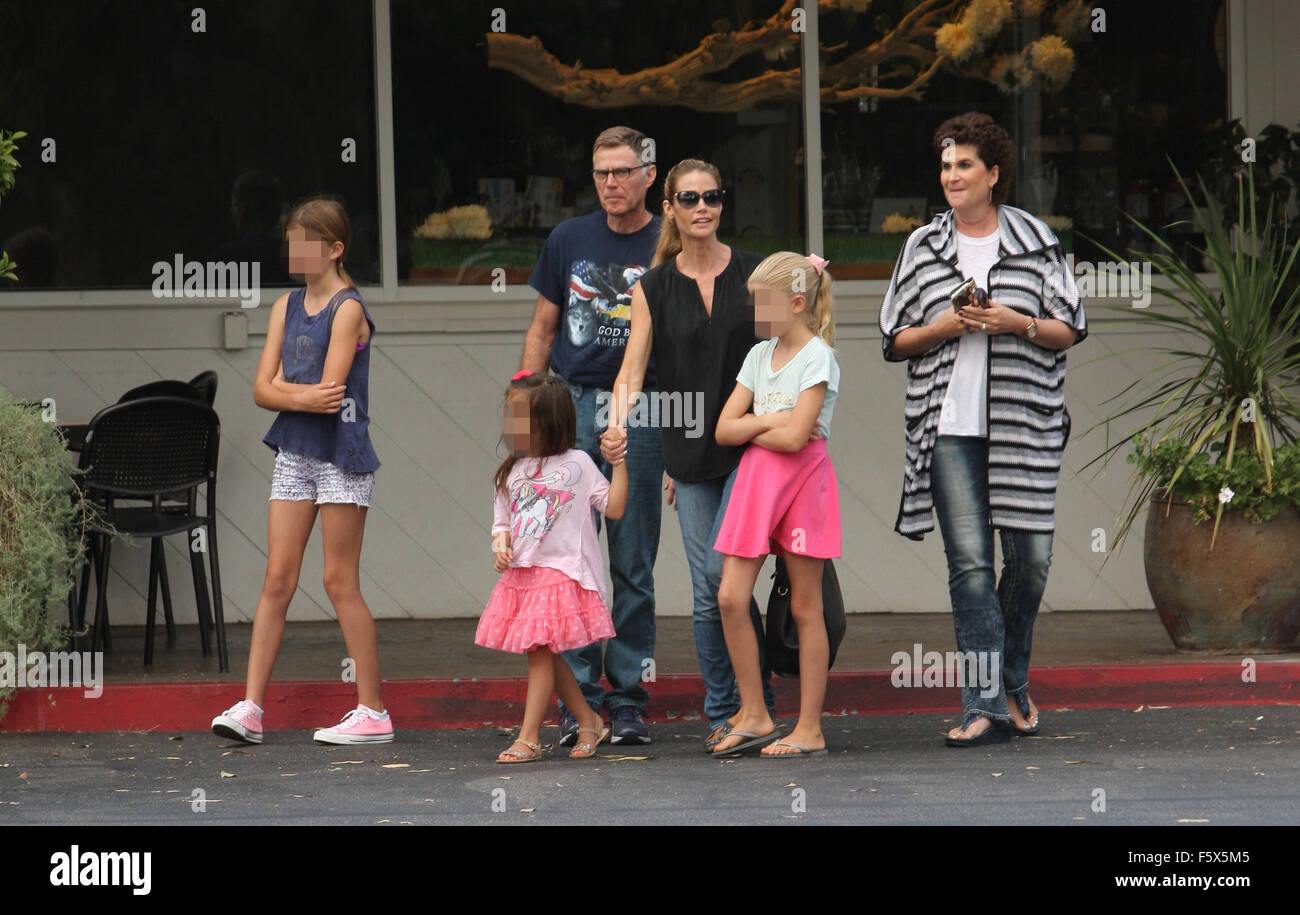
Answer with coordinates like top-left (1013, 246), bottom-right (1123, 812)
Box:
top-left (736, 336), bottom-right (840, 439)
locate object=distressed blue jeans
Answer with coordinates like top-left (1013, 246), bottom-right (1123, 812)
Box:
top-left (929, 435), bottom-right (1053, 720)
top-left (556, 377), bottom-right (663, 713)
top-left (674, 467), bottom-right (775, 730)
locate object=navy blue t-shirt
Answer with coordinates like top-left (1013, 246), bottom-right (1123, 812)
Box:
top-left (529, 209), bottom-right (659, 387)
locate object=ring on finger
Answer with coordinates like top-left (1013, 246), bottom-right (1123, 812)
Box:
top-left (981, 322), bottom-right (987, 331)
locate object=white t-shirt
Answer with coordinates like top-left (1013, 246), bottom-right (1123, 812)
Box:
top-left (938, 229), bottom-right (1000, 436)
top-left (736, 335), bottom-right (840, 439)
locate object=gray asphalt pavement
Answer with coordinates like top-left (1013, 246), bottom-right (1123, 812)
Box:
top-left (2, 705), bottom-right (1296, 826)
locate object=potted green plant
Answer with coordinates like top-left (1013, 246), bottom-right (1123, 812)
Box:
top-left (1087, 166), bottom-right (1300, 651)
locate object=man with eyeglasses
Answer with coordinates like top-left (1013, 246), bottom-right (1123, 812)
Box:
top-left (519, 126), bottom-right (663, 746)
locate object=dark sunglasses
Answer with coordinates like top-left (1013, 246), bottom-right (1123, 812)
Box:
top-left (673, 189), bottom-right (725, 208)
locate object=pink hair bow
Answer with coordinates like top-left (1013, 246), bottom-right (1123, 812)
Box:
top-left (807, 253), bottom-right (829, 275)
top-left (511, 369), bottom-right (533, 382)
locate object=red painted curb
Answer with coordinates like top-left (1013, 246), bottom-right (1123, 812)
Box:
top-left (2, 661), bottom-right (1296, 733)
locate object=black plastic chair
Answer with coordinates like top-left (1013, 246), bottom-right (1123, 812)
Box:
top-left (188, 370), bottom-right (218, 406)
top-left (118, 378), bottom-right (204, 405)
top-left (73, 396), bottom-right (229, 671)
top-left (104, 372), bottom-right (219, 647)
top-left (64, 372), bottom-right (217, 454)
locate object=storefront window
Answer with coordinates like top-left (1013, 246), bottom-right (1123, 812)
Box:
top-left (817, 0), bottom-right (1228, 274)
top-left (391, 0), bottom-right (806, 285)
top-left (0, 0), bottom-right (379, 291)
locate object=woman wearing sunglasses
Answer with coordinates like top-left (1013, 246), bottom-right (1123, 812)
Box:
top-left (599, 159), bottom-right (775, 752)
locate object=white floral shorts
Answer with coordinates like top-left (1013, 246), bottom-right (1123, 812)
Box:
top-left (270, 451), bottom-right (374, 507)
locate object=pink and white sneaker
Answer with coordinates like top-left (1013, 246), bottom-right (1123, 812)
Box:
top-left (212, 699), bottom-right (264, 744)
top-left (313, 705), bottom-right (394, 745)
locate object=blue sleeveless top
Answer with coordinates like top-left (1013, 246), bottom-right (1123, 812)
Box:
top-left (263, 287), bottom-right (380, 473)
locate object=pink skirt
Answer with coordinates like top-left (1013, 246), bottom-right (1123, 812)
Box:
top-left (476, 565), bottom-right (615, 654)
top-left (714, 438), bottom-right (841, 559)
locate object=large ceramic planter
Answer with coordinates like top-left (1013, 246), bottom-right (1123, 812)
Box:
top-left (1144, 496), bottom-right (1300, 650)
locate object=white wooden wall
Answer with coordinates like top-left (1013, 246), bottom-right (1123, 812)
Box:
top-left (1, 289), bottom-right (1170, 626)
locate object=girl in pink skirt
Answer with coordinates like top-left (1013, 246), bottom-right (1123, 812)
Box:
top-left (712, 252), bottom-right (841, 757)
top-left (478, 371), bottom-right (628, 763)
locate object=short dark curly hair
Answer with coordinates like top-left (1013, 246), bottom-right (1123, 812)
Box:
top-left (932, 112), bottom-right (1015, 206)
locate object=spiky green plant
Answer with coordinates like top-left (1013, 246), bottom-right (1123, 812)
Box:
top-left (1083, 165), bottom-right (1300, 552)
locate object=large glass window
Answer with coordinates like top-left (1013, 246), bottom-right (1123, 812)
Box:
top-left (0, 0), bottom-right (379, 291)
top-left (817, 0), bottom-right (1228, 274)
top-left (391, 0), bottom-right (806, 286)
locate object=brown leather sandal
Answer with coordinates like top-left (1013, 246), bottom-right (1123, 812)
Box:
top-left (568, 724), bottom-right (610, 759)
top-left (496, 739), bottom-right (544, 764)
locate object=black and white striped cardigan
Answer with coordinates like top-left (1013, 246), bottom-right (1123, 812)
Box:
top-left (878, 205), bottom-right (1087, 540)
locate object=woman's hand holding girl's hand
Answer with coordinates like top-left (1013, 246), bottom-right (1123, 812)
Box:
top-left (297, 380), bottom-right (347, 413)
top-left (491, 531), bottom-right (513, 572)
top-left (959, 300), bottom-right (1022, 336)
top-left (600, 425), bottom-right (628, 465)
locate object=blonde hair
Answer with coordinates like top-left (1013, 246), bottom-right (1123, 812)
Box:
top-left (748, 251), bottom-right (835, 347)
top-left (285, 196), bottom-right (354, 287)
top-left (653, 159), bottom-right (723, 267)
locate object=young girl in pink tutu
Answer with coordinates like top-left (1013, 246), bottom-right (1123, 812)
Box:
top-left (712, 252), bottom-right (840, 757)
top-left (478, 371), bottom-right (628, 763)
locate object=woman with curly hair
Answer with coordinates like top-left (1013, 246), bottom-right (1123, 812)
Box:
top-left (878, 112), bottom-right (1087, 747)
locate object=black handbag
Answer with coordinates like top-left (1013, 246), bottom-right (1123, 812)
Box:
top-left (764, 556), bottom-right (847, 678)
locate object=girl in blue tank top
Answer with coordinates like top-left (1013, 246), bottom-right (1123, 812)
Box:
top-left (210, 197), bottom-right (392, 747)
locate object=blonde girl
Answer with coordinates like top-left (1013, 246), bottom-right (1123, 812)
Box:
top-left (711, 252), bottom-right (841, 757)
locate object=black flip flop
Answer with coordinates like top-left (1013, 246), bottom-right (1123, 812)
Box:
top-left (711, 723), bottom-right (780, 756)
top-left (703, 724), bottom-right (730, 754)
top-left (944, 712), bottom-right (1011, 748)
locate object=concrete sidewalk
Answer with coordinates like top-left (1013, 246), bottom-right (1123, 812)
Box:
top-left (40, 610), bottom-right (1266, 682)
top-left (3, 611), bottom-right (1298, 732)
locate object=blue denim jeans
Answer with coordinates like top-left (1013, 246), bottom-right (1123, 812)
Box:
top-left (929, 435), bottom-right (1053, 719)
top-left (674, 467), bottom-right (775, 730)
top-left (556, 377), bottom-right (663, 713)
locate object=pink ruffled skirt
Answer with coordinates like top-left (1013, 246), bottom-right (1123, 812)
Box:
top-left (476, 565), bottom-right (615, 653)
top-left (714, 438), bottom-right (841, 559)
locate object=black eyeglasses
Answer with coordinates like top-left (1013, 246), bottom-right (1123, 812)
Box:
top-left (592, 164), bottom-right (653, 182)
top-left (674, 189), bottom-right (725, 208)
